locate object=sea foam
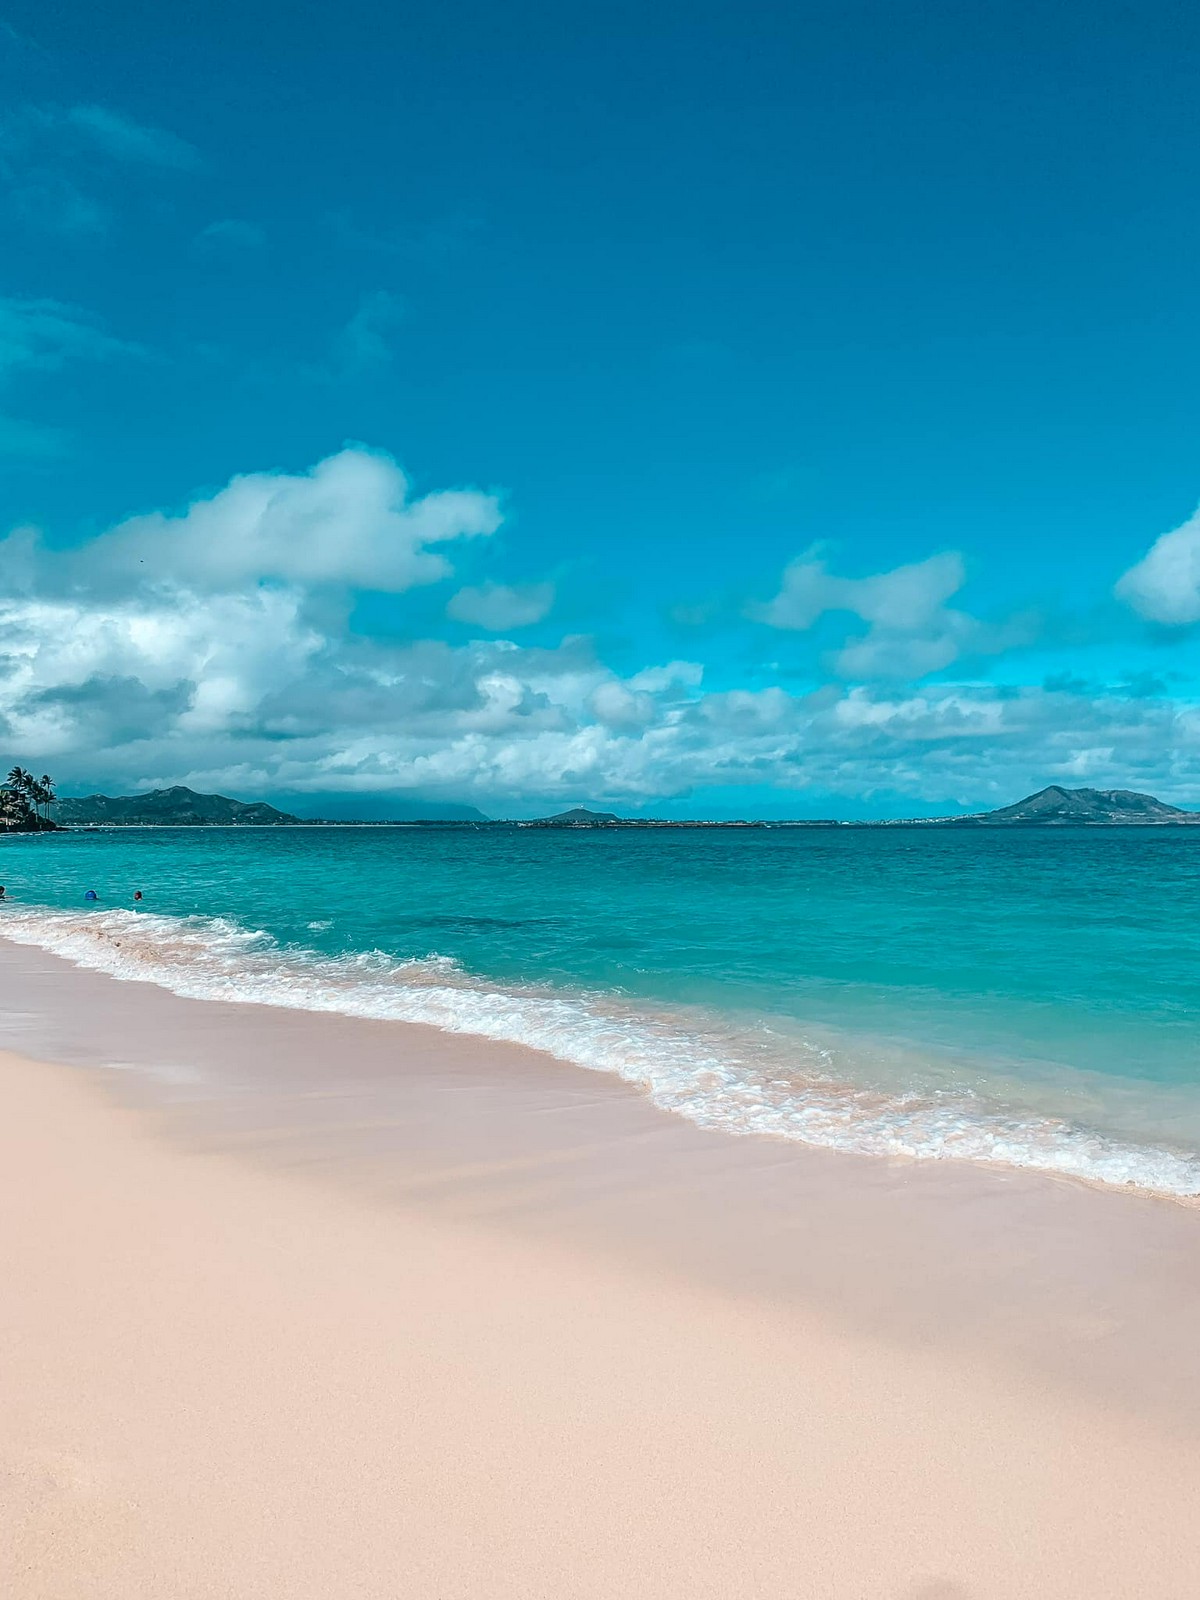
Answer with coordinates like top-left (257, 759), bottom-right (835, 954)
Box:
top-left (4, 902), bottom-right (1200, 1197)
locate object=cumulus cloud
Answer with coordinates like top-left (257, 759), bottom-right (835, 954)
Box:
top-left (627, 661), bottom-right (704, 693)
top-left (1115, 506), bottom-right (1200, 626)
top-left (759, 550), bottom-right (966, 633)
top-left (0, 549), bottom-right (1191, 807)
top-left (589, 680), bottom-right (656, 728)
top-left (46, 447), bottom-right (501, 596)
top-left (2, 445), bottom-right (1196, 811)
top-left (447, 581), bottom-right (555, 631)
top-left (756, 549), bottom-right (1036, 680)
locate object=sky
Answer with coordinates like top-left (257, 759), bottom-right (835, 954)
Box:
top-left (2, 0), bottom-right (1200, 818)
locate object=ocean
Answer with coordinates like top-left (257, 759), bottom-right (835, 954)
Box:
top-left (2, 823), bottom-right (1199, 1194)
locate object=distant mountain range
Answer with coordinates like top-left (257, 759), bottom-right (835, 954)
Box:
top-left (518, 789), bottom-right (1200, 827)
top-left (49, 783), bottom-right (1200, 829)
top-left (56, 787), bottom-right (491, 825)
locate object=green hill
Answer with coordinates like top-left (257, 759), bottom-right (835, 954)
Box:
top-left (56, 786), bottom-right (301, 826)
top-left (973, 786), bottom-right (1200, 825)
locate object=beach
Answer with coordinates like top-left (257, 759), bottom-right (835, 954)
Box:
top-left (3, 938), bottom-right (1200, 1597)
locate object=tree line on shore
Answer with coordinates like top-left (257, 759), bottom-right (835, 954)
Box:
top-left (1, 767), bottom-right (57, 831)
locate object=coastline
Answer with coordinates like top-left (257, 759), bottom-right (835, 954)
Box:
top-left (1, 934), bottom-right (1200, 1425)
top-left (3, 887), bottom-right (1198, 1199)
top-left (2, 942), bottom-right (1200, 1594)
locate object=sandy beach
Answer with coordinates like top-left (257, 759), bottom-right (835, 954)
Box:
top-left (3, 941), bottom-right (1200, 1597)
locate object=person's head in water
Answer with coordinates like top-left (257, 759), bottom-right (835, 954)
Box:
top-left (133, 891), bottom-right (143, 901)
top-left (84, 889), bottom-right (98, 901)
top-left (0, 886), bottom-right (6, 898)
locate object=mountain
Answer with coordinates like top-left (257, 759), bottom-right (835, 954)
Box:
top-left (531, 807), bottom-right (620, 825)
top-left (56, 787), bottom-right (301, 826)
top-left (973, 786), bottom-right (1200, 825)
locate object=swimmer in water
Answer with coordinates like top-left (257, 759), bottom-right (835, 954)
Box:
top-left (0, 885), bottom-right (6, 899)
top-left (84, 889), bottom-right (98, 901)
top-left (133, 890), bottom-right (143, 901)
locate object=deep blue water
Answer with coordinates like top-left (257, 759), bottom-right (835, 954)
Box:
top-left (3, 824), bottom-right (1199, 1191)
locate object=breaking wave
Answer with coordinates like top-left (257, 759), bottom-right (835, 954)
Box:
top-left (4, 902), bottom-right (1200, 1197)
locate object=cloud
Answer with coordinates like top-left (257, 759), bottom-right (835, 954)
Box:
top-left (0, 101), bottom-right (200, 240)
top-left (1115, 506), bottom-right (1200, 626)
top-left (0, 555), bottom-right (1194, 809)
top-left (45, 447), bottom-right (502, 597)
top-left (65, 104), bottom-right (203, 171)
top-left (0, 296), bottom-right (139, 378)
top-left (0, 587), bottom-right (323, 753)
top-left (758, 550), bottom-right (966, 632)
top-left (4, 445), bottom-right (1199, 811)
top-left (627, 661), bottom-right (704, 693)
top-left (756, 550), bottom-right (1036, 680)
top-left (589, 680), bottom-right (656, 728)
top-left (447, 581), bottom-right (555, 631)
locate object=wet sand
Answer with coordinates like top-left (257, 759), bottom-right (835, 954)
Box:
top-left (2, 938), bottom-right (1200, 1596)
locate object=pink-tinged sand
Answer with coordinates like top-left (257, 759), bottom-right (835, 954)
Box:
top-left (2, 939), bottom-right (1200, 1595)
top-left (0, 1053), bottom-right (1196, 1598)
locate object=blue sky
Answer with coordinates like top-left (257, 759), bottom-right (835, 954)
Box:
top-left (2, 0), bottom-right (1200, 817)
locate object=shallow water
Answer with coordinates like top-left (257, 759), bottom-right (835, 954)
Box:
top-left (2, 824), bottom-right (1199, 1192)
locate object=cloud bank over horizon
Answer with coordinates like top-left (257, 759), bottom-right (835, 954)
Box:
top-left (0, 444), bottom-right (1198, 815)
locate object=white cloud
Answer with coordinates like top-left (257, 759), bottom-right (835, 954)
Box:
top-left (0, 560), bottom-right (1192, 808)
top-left (1115, 506), bottom-right (1200, 626)
top-left (65, 105), bottom-right (203, 171)
top-left (756, 549), bottom-right (1035, 680)
top-left (589, 680), bottom-right (655, 728)
top-left (758, 550), bottom-right (965, 632)
top-left (447, 581), bottom-right (555, 631)
top-left (2, 446), bottom-right (1197, 812)
top-left (56, 447), bottom-right (501, 596)
top-left (627, 661), bottom-right (704, 693)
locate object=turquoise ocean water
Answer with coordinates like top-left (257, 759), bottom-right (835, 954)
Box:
top-left (2, 824), bottom-right (1200, 1193)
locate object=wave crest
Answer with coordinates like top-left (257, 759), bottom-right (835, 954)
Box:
top-left (3, 903), bottom-right (1199, 1197)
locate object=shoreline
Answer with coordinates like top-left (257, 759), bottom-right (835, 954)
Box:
top-left (1, 935), bottom-right (1200, 1428)
top-left (2, 897), bottom-right (1198, 1200)
top-left (3, 1010), bottom-right (1200, 1592)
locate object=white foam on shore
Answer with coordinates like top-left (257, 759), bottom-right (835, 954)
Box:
top-left (4, 903), bottom-right (1200, 1197)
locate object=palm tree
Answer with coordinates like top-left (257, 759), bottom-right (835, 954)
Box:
top-left (37, 774), bottom-right (55, 828)
top-left (1, 767), bottom-right (56, 829)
